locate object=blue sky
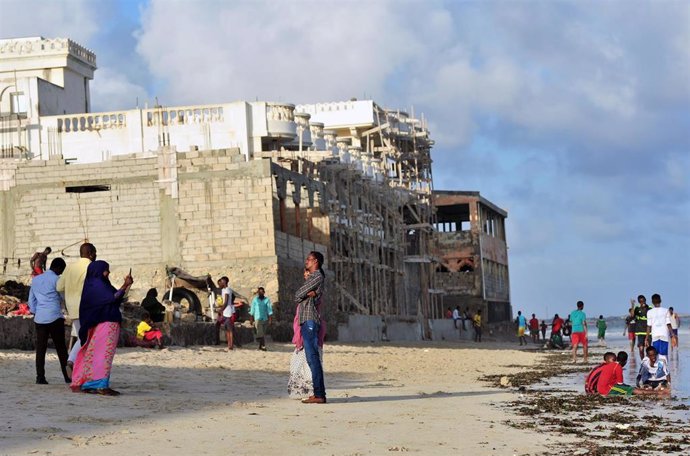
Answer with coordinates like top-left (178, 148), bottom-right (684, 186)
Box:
top-left (2, 0), bottom-right (688, 319)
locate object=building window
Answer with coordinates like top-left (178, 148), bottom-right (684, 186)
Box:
top-left (10, 92), bottom-right (27, 114)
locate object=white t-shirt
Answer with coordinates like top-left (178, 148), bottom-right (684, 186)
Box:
top-left (221, 287), bottom-right (235, 318)
top-left (452, 309), bottom-right (460, 320)
top-left (669, 313), bottom-right (679, 330)
top-left (646, 306), bottom-right (671, 341)
top-left (638, 355), bottom-right (669, 382)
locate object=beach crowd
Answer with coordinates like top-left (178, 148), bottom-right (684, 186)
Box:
top-left (26, 243), bottom-right (329, 404)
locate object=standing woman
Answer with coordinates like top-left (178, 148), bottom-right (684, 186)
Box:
top-left (70, 260), bottom-right (133, 396)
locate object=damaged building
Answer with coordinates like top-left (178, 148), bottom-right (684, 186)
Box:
top-left (0, 37), bottom-right (511, 340)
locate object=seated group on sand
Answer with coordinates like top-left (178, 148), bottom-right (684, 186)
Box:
top-left (585, 347), bottom-right (671, 396)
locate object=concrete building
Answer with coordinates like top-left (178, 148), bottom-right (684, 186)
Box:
top-left (433, 191), bottom-right (511, 324)
top-left (0, 37), bottom-right (509, 340)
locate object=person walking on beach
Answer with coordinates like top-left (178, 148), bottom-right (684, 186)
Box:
top-left (569, 301), bottom-right (588, 363)
top-left (56, 243), bottom-right (96, 374)
top-left (540, 320), bottom-right (547, 340)
top-left (30, 246), bottom-right (52, 277)
top-left (473, 310), bottom-right (482, 342)
top-left (28, 257), bottom-right (71, 384)
top-left (250, 287), bottom-right (273, 351)
top-left (295, 251), bottom-right (326, 404)
top-left (645, 294), bottom-right (675, 357)
top-left (596, 315), bottom-right (607, 346)
top-left (633, 295), bottom-right (650, 360)
top-left (668, 307), bottom-right (680, 350)
top-left (529, 314), bottom-right (540, 343)
top-left (516, 311), bottom-right (527, 346)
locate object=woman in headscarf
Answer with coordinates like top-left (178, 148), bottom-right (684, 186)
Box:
top-left (70, 260), bottom-right (133, 396)
top-left (141, 288), bottom-right (165, 323)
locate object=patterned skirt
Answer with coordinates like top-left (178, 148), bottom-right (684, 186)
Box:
top-left (70, 321), bottom-right (120, 392)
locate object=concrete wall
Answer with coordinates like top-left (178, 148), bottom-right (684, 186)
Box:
top-left (0, 148), bottom-right (280, 303)
top-left (337, 314), bottom-right (423, 343)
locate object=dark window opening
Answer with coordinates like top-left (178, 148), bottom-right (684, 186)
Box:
top-left (66, 185), bottom-right (111, 193)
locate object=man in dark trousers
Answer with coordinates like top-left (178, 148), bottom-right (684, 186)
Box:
top-left (28, 257), bottom-right (71, 384)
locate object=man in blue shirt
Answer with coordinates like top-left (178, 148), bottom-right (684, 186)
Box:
top-left (249, 287), bottom-right (273, 351)
top-left (28, 257), bottom-right (70, 384)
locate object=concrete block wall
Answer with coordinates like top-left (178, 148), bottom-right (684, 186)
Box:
top-left (0, 150), bottom-right (281, 305)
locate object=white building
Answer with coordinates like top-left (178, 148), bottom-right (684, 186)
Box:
top-left (0, 36), bottom-right (432, 190)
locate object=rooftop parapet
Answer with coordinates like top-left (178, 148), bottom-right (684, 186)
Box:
top-left (0, 37), bottom-right (97, 68)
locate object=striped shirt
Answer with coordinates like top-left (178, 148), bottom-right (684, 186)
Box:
top-left (295, 269), bottom-right (324, 325)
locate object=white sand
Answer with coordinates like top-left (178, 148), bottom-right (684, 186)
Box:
top-left (0, 341), bottom-right (560, 455)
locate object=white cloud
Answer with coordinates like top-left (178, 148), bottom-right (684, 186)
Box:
top-left (0, 0), bottom-right (99, 44)
top-left (90, 67), bottom-right (149, 112)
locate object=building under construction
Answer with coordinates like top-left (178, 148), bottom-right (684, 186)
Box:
top-left (0, 37), bottom-right (511, 340)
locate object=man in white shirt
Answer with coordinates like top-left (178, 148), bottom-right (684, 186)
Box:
top-left (668, 307), bottom-right (680, 349)
top-left (645, 293), bottom-right (676, 357)
top-left (452, 306), bottom-right (461, 329)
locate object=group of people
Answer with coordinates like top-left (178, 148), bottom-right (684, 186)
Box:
top-left (624, 294), bottom-right (680, 360)
top-left (582, 292), bottom-right (678, 397)
top-left (28, 244), bottom-right (329, 404)
top-left (29, 243), bottom-right (133, 395)
top-left (585, 347), bottom-right (671, 396)
top-left (445, 306), bottom-right (484, 342)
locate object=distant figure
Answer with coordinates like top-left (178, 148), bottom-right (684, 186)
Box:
top-left (473, 310), bottom-right (482, 342)
top-left (569, 301), bottom-right (588, 363)
top-left (540, 320), bottom-right (547, 340)
top-left (529, 314), bottom-right (540, 343)
top-left (136, 311), bottom-right (164, 349)
top-left (633, 295), bottom-right (649, 360)
top-left (250, 286), bottom-right (273, 351)
top-left (452, 306), bottom-right (461, 329)
top-left (30, 247), bottom-right (52, 277)
top-left (551, 314), bottom-right (564, 336)
top-left (28, 257), bottom-right (70, 384)
top-left (562, 316), bottom-right (572, 341)
top-left (141, 288), bottom-right (165, 323)
top-left (623, 306), bottom-right (635, 353)
top-left (637, 346), bottom-right (671, 391)
top-left (516, 311), bottom-right (527, 346)
top-left (646, 294), bottom-right (675, 357)
top-left (596, 315), bottom-right (607, 346)
top-left (218, 276), bottom-right (236, 351)
top-left (668, 307), bottom-right (680, 349)
top-left (445, 307), bottom-right (452, 319)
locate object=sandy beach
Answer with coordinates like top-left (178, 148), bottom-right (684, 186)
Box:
top-left (0, 340), bottom-right (560, 456)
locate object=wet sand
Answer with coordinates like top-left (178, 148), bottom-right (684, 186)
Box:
top-left (486, 343), bottom-right (690, 456)
top-left (1, 341), bottom-right (559, 456)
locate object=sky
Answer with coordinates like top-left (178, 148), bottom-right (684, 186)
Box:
top-left (1, 0), bottom-right (688, 319)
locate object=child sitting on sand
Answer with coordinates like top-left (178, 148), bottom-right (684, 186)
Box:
top-left (137, 312), bottom-right (164, 349)
top-left (637, 346), bottom-right (671, 391)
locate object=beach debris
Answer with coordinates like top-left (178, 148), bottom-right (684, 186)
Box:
top-left (387, 446), bottom-right (409, 452)
top-left (499, 376), bottom-right (512, 387)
